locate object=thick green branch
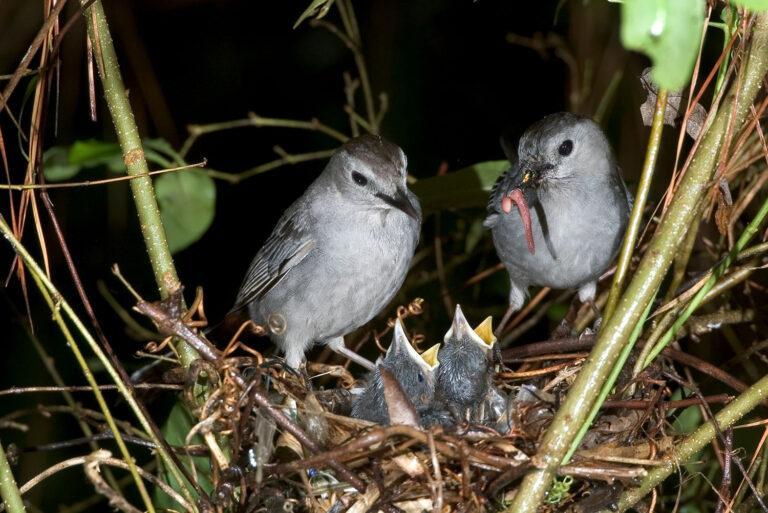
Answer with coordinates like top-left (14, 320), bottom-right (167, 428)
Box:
top-left (0, 442), bottom-right (25, 513)
top-left (80, 1), bottom-right (196, 366)
top-left (506, 13), bottom-right (768, 512)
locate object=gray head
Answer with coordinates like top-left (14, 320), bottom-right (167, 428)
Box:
top-left (516, 112), bottom-right (615, 187)
top-left (380, 319), bottom-right (439, 409)
top-left (325, 134), bottom-right (419, 220)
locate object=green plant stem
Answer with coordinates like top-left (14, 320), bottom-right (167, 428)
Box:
top-left (562, 301), bottom-right (653, 465)
top-left (643, 190), bottom-right (768, 367)
top-left (604, 89), bottom-right (667, 321)
top-left (0, 442), bottom-right (26, 513)
top-left (80, 0), bottom-right (196, 367)
top-left (603, 372), bottom-right (768, 513)
top-left (633, 261), bottom-right (757, 379)
top-left (7, 248), bottom-right (156, 512)
top-left (0, 215), bottom-right (196, 509)
top-left (664, 200), bottom-right (704, 303)
top-left (506, 13), bottom-right (768, 513)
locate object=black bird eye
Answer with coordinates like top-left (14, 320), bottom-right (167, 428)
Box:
top-left (351, 171), bottom-right (368, 186)
top-left (558, 139), bottom-right (574, 156)
top-left (417, 372), bottom-right (424, 383)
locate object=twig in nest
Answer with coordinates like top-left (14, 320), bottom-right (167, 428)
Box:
top-left (248, 383), bottom-right (367, 493)
top-left (113, 265), bottom-right (220, 362)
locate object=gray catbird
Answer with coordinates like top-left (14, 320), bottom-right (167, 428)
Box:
top-left (485, 112), bottom-right (631, 315)
top-left (434, 305), bottom-right (497, 422)
top-left (230, 134), bottom-right (422, 369)
top-left (351, 319), bottom-right (440, 425)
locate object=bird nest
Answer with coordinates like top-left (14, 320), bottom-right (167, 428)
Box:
top-left (134, 287), bottom-right (701, 513)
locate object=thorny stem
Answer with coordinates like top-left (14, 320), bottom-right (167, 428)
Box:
top-left (0, 442), bottom-right (26, 513)
top-left (507, 13), bottom-right (768, 513)
top-left (604, 89), bottom-right (667, 321)
top-left (79, 0), bottom-right (197, 367)
top-left (603, 372), bottom-right (768, 513)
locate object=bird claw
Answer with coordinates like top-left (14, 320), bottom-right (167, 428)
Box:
top-left (551, 318), bottom-right (573, 340)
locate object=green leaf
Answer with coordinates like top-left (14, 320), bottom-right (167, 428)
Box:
top-left (154, 402), bottom-right (211, 510)
top-left (620, 0), bottom-right (705, 90)
top-left (68, 139), bottom-right (125, 172)
top-left (411, 160), bottom-right (508, 213)
top-left (156, 169), bottom-right (216, 254)
top-left (293, 0), bottom-right (335, 29)
top-left (42, 146), bottom-right (81, 181)
top-left (144, 138), bottom-right (184, 166)
top-left (672, 403), bottom-right (702, 434)
top-left (731, 0), bottom-right (768, 11)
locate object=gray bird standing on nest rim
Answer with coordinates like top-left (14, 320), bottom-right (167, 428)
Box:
top-left (228, 134), bottom-right (422, 370)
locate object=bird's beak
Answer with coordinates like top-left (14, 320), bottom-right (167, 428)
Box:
top-left (473, 317), bottom-right (497, 348)
top-left (445, 304), bottom-right (489, 350)
top-left (388, 318), bottom-right (411, 357)
top-left (500, 160), bottom-right (540, 255)
top-left (389, 319), bottom-right (435, 373)
top-left (376, 188), bottom-right (420, 220)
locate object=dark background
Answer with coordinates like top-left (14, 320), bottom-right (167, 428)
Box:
top-left (0, 0), bottom-right (675, 509)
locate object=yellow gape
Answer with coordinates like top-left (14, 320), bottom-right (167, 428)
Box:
top-left (420, 344), bottom-right (441, 369)
top-left (473, 317), bottom-right (497, 347)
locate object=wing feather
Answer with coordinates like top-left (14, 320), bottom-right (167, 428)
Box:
top-left (231, 206), bottom-right (315, 313)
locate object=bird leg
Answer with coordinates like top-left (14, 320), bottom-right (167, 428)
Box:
top-left (326, 337), bottom-right (376, 371)
top-left (552, 295), bottom-right (581, 339)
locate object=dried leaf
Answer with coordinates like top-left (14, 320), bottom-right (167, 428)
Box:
top-left (293, 0), bottom-right (336, 29)
top-left (715, 179), bottom-right (733, 236)
top-left (301, 392), bottom-right (330, 446)
top-left (392, 453), bottom-right (428, 478)
top-left (639, 67), bottom-right (708, 139)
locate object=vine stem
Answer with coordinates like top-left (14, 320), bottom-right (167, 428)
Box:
top-left (0, 442), bottom-right (26, 513)
top-left (604, 88), bottom-right (667, 321)
top-left (0, 215), bottom-right (196, 510)
top-left (603, 372), bottom-right (768, 513)
top-left (79, 0), bottom-right (196, 367)
top-left (506, 13), bottom-right (768, 513)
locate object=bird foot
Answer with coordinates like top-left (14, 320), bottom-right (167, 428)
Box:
top-left (551, 318), bottom-right (573, 340)
top-left (298, 363), bottom-right (315, 392)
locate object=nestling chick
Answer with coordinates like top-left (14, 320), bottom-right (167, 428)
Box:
top-left (351, 320), bottom-right (440, 425)
top-left (485, 113), bottom-right (631, 314)
top-left (229, 134), bottom-right (422, 370)
top-left (434, 305), bottom-right (497, 422)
